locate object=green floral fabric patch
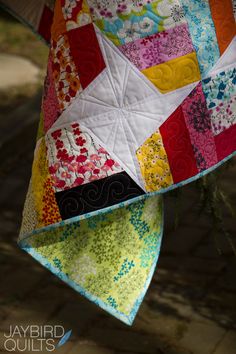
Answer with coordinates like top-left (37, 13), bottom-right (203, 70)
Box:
top-left (20, 195), bottom-right (163, 324)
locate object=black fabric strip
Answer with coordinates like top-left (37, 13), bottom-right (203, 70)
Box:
top-left (55, 171), bottom-right (145, 220)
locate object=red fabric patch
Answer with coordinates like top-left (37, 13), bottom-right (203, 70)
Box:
top-left (160, 106), bottom-right (198, 183)
top-left (215, 124), bottom-right (236, 161)
top-left (38, 5), bottom-right (54, 43)
top-left (67, 23), bottom-right (106, 89)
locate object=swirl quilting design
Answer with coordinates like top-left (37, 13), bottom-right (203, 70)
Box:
top-left (55, 171), bottom-right (145, 219)
top-left (142, 52), bottom-right (201, 93)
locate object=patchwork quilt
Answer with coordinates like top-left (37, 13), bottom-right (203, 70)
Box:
top-left (1, 0), bottom-right (236, 325)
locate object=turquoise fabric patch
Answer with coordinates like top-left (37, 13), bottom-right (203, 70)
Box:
top-left (97, 9), bottom-right (163, 45)
top-left (181, 0), bottom-right (220, 76)
top-left (93, 1), bottom-right (187, 46)
top-left (203, 67), bottom-right (236, 109)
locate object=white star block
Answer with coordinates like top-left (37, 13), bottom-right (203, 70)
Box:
top-left (53, 26), bottom-right (236, 189)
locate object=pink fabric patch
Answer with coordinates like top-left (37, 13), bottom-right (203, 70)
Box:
top-left (46, 123), bottom-right (123, 192)
top-left (215, 124), bottom-right (236, 161)
top-left (181, 83), bottom-right (218, 171)
top-left (119, 23), bottom-right (194, 71)
top-left (42, 54), bottom-right (59, 133)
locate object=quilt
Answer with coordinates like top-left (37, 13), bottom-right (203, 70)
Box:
top-left (1, 0), bottom-right (236, 325)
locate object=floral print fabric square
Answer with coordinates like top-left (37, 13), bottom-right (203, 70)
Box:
top-left (61, 0), bottom-right (92, 31)
top-left (209, 95), bottom-right (236, 136)
top-left (87, 0), bottom-right (186, 45)
top-left (202, 67), bottom-right (236, 110)
top-left (51, 34), bottom-right (82, 111)
top-left (46, 123), bottom-right (123, 192)
top-left (182, 0), bottom-right (220, 76)
top-left (136, 131), bottom-right (173, 192)
top-left (20, 195), bottom-right (163, 325)
top-left (119, 23), bottom-right (194, 70)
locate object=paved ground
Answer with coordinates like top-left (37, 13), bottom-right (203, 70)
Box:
top-left (0, 60), bottom-right (236, 354)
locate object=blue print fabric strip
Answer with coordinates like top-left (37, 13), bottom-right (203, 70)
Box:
top-left (181, 0), bottom-right (220, 76)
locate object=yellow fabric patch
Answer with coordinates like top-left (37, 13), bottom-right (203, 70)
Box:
top-left (142, 52), bottom-right (201, 93)
top-left (136, 131), bottom-right (173, 192)
top-left (31, 138), bottom-right (62, 229)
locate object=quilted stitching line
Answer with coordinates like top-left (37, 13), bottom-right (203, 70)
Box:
top-left (119, 110), bottom-right (145, 186)
top-left (98, 34), bottom-right (121, 107)
top-left (121, 64), bottom-right (130, 107)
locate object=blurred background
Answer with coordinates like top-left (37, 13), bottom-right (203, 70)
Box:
top-left (0, 9), bottom-right (236, 354)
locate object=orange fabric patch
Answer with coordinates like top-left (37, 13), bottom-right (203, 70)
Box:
top-left (209, 0), bottom-right (236, 55)
top-left (51, 0), bottom-right (67, 41)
